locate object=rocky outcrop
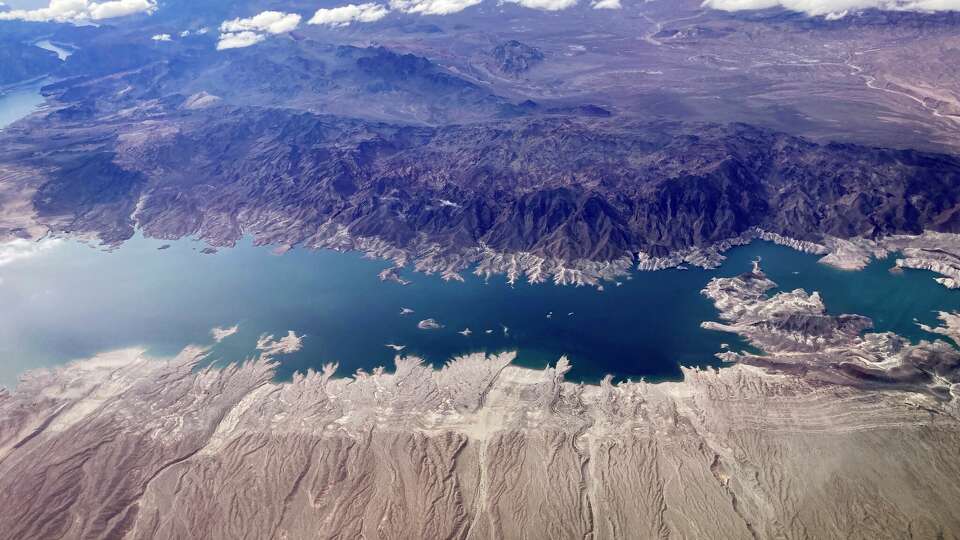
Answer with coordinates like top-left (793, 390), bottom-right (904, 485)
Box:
top-left (890, 234), bottom-right (960, 288)
top-left (806, 231), bottom-right (960, 288)
top-left (491, 40), bottom-right (544, 76)
top-left (920, 311), bottom-right (960, 345)
top-left (702, 263), bottom-right (960, 399)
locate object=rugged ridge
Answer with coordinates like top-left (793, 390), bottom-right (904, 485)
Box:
top-left (2, 100), bottom-right (959, 280)
top-left (490, 40), bottom-right (544, 76)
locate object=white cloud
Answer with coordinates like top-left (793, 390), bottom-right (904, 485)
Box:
top-left (389, 0), bottom-right (481, 15)
top-left (502, 0), bottom-right (580, 10)
top-left (0, 238), bottom-right (61, 268)
top-left (217, 11), bottom-right (301, 50)
top-left (0, 0), bottom-right (156, 22)
top-left (308, 3), bottom-right (389, 26)
top-left (216, 30), bottom-right (265, 50)
top-left (151, 33), bottom-right (171, 41)
top-left (179, 29), bottom-right (191, 37)
top-left (592, 0), bottom-right (621, 8)
top-left (702, 0), bottom-right (960, 16)
top-left (220, 10), bottom-right (302, 34)
top-left (89, 0), bottom-right (153, 19)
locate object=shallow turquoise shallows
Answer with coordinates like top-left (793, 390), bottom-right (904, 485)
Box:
top-left (0, 235), bottom-right (956, 388)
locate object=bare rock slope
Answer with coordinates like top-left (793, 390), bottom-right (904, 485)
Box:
top-left (1, 270), bottom-right (959, 539)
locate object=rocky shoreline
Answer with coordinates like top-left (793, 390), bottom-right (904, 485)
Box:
top-left (355, 227), bottom-right (960, 290)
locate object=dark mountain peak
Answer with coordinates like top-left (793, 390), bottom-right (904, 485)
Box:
top-left (491, 40), bottom-right (544, 76)
top-left (0, 39), bottom-right (61, 85)
top-left (355, 47), bottom-right (435, 79)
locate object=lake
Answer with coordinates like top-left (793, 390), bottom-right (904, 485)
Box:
top-left (0, 38), bottom-right (73, 131)
top-left (34, 39), bottom-right (74, 61)
top-left (0, 80), bottom-right (45, 130)
top-left (0, 234), bottom-right (956, 388)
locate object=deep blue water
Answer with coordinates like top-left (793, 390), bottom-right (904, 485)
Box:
top-left (0, 235), bottom-right (956, 387)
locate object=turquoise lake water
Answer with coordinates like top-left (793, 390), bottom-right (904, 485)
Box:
top-left (0, 235), bottom-right (956, 388)
top-left (0, 80), bottom-right (45, 130)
